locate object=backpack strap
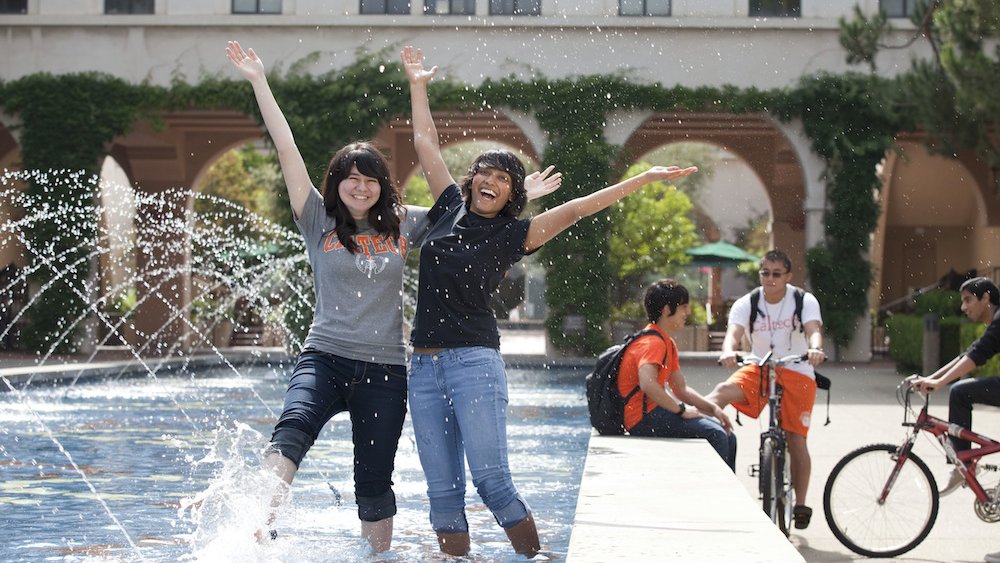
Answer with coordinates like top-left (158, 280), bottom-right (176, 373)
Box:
top-left (792, 287), bottom-right (805, 333)
top-left (750, 286), bottom-right (806, 333)
top-left (748, 287), bottom-right (763, 330)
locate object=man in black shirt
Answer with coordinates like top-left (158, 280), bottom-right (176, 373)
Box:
top-left (911, 277), bottom-right (1000, 503)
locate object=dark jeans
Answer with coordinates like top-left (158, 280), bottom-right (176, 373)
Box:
top-left (949, 375), bottom-right (1000, 452)
top-left (270, 349), bottom-right (407, 521)
top-left (629, 406), bottom-right (737, 471)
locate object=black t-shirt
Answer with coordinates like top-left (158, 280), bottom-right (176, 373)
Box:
top-left (966, 307), bottom-right (1000, 366)
top-left (411, 184), bottom-right (531, 349)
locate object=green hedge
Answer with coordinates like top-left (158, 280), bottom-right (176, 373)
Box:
top-left (886, 313), bottom-right (965, 374)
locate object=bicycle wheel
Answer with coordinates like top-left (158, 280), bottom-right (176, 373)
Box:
top-left (824, 443), bottom-right (939, 558)
top-left (760, 437), bottom-right (780, 526)
top-left (777, 444), bottom-right (795, 536)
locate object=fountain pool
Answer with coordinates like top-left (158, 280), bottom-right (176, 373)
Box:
top-left (0, 364), bottom-right (590, 562)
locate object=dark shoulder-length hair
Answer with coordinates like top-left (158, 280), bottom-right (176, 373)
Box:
top-left (459, 149), bottom-right (527, 218)
top-left (319, 142), bottom-right (403, 254)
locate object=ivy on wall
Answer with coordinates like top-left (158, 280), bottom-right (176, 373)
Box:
top-left (0, 57), bottom-right (910, 354)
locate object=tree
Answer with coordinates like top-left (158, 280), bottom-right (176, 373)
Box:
top-left (840, 0), bottom-right (1000, 173)
top-left (609, 162), bottom-right (699, 310)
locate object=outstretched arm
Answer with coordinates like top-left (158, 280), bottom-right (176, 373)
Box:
top-left (524, 165), bottom-right (697, 252)
top-left (226, 41), bottom-right (312, 218)
top-left (401, 46), bottom-right (453, 201)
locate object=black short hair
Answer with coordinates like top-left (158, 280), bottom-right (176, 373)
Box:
top-left (459, 149), bottom-right (527, 217)
top-left (960, 277), bottom-right (1000, 306)
top-left (760, 249), bottom-right (792, 272)
top-left (644, 279), bottom-right (690, 322)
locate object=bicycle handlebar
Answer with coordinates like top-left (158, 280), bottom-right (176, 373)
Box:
top-left (735, 353), bottom-right (809, 367)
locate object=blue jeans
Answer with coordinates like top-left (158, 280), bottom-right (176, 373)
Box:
top-left (409, 347), bottom-right (531, 533)
top-left (629, 406), bottom-right (738, 470)
top-left (270, 350), bottom-right (407, 522)
top-left (949, 375), bottom-right (1000, 452)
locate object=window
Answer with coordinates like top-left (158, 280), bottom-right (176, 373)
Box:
top-left (360, 0), bottom-right (411, 14)
top-left (880, 0), bottom-right (925, 18)
top-left (0, 0), bottom-right (27, 14)
top-left (748, 0), bottom-right (799, 17)
top-left (619, 0), bottom-right (670, 16)
top-left (489, 0), bottom-right (540, 16)
top-left (424, 0), bottom-right (475, 15)
top-left (232, 0), bottom-right (281, 14)
top-left (106, 0), bottom-right (154, 14)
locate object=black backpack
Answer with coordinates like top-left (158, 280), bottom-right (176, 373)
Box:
top-left (748, 286), bottom-right (805, 333)
top-left (585, 329), bottom-right (666, 435)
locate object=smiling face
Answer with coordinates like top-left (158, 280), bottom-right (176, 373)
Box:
top-left (469, 166), bottom-right (513, 218)
top-left (337, 164), bottom-right (381, 220)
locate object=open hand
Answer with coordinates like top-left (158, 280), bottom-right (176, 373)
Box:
top-left (525, 165), bottom-right (562, 201)
top-left (644, 165), bottom-right (698, 183)
top-left (401, 46), bottom-right (437, 85)
top-left (226, 40), bottom-right (264, 81)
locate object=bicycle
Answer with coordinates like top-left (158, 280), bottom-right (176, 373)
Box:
top-left (823, 380), bottom-right (1000, 558)
top-left (734, 351), bottom-right (818, 536)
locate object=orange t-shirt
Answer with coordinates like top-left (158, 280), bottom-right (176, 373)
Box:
top-left (616, 324), bottom-right (680, 431)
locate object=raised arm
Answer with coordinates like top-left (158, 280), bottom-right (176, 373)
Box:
top-left (226, 41), bottom-right (313, 218)
top-left (524, 165), bottom-right (697, 252)
top-left (401, 46), bottom-right (453, 200)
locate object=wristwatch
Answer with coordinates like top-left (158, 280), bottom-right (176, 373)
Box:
top-left (676, 403), bottom-right (686, 415)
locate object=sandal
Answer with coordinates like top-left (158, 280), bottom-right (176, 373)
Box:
top-left (793, 505), bottom-right (812, 530)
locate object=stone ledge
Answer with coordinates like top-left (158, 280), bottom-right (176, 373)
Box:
top-left (567, 434), bottom-right (804, 562)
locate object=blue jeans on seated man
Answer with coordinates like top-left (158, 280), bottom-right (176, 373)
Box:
top-left (949, 375), bottom-right (1000, 452)
top-left (409, 346), bottom-right (531, 533)
top-left (628, 406), bottom-right (738, 471)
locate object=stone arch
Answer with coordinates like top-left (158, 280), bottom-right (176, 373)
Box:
top-left (105, 110), bottom-right (265, 353)
top-left (620, 112), bottom-right (809, 279)
top-left (375, 109), bottom-right (543, 189)
top-left (873, 138), bottom-right (991, 305)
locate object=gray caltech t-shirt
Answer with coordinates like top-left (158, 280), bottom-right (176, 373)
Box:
top-left (296, 188), bottom-right (429, 365)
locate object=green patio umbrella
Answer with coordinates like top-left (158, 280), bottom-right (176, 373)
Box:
top-left (685, 242), bottom-right (758, 329)
top-left (685, 241), bottom-right (759, 266)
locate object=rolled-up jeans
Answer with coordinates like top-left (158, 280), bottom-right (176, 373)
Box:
top-left (409, 347), bottom-right (531, 533)
top-left (269, 349), bottom-right (407, 522)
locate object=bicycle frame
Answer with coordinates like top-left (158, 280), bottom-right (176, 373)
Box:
top-left (896, 389), bottom-right (1000, 503)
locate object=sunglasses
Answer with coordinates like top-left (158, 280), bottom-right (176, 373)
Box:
top-left (758, 270), bottom-right (787, 278)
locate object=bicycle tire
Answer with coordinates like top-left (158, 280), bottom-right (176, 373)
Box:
top-left (760, 437), bottom-right (780, 527)
top-left (778, 443), bottom-right (795, 536)
top-left (823, 443), bottom-right (939, 558)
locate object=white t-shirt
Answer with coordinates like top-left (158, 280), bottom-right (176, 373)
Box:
top-left (727, 284), bottom-right (823, 378)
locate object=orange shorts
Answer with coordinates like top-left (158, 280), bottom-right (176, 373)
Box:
top-left (727, 364), bottom-right (817, 437)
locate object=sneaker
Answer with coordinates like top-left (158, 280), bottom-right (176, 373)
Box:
top-left (939, 465), bottom-right (980, 497)
top-left (939, 468), bottom-right (965, 496)
top-left (985, 551), bottom-right (1000, 563)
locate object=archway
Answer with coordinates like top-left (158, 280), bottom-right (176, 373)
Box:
top-left (620, 112), bottom-right (809, 280)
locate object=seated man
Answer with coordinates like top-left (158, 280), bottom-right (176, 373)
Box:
top-left (708, 250), bottom-right (825, 529)
top-left (618, 279), bottom-right (736, 470)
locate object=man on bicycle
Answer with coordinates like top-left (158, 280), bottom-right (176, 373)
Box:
top-left (911, 278), bottom-right (1000, 494)
top-left (708, 249), bottom-right (826, 530)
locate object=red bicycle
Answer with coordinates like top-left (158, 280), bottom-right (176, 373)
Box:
top-left (823, 380), bottom-right (1000, 557)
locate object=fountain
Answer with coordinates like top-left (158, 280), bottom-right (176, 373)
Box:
top-left (0, 169), bottom-right (590, 561)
